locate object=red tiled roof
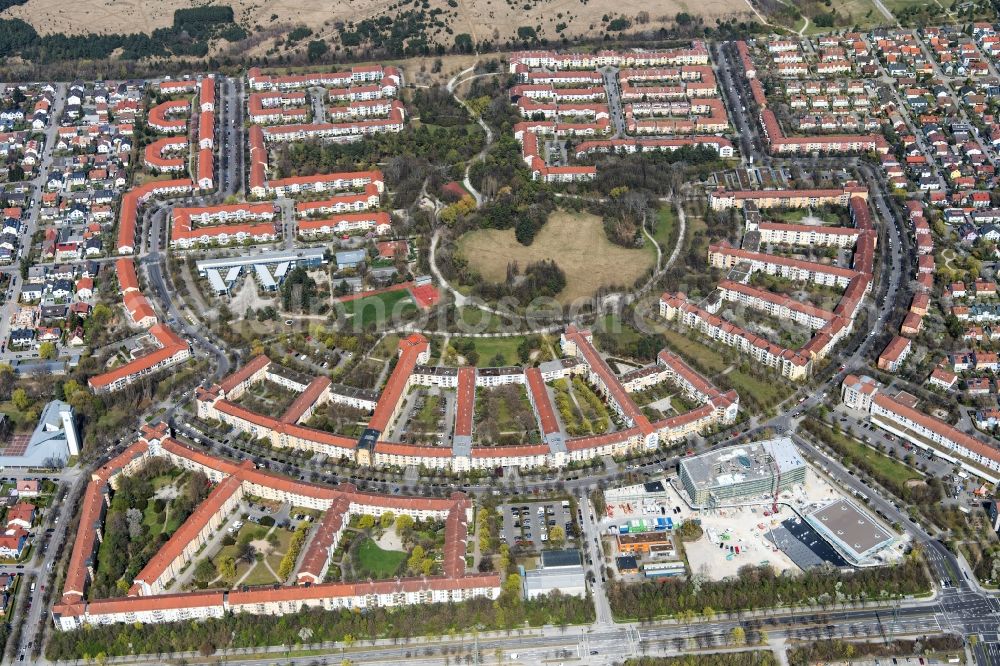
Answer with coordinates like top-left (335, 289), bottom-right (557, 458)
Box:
top-left (367, 334), bottom-right (428, 432)
top-left (710, 243), bottom-right (859, 280)
top-left (880, 335), bottom-right (911, 363)
top-left (718, 279), bottom-right (835, 322)
top-left (453, 368), bottom-right (475, 438)
top-left (874, 392), bottom-right (1000, 466)
top-left (117, 179), bottom-right (194, 251)
top-left (199, 76), bottom-right (216, 108)
top-left (563, 325), bottom-right (651, 434)
top-left (758, 222), bottom-right (860, 236)
top-left (249, 125), bottom-right (267, 192)
top-left (123, 291), bottom-right (155, 324)
top-left (116, 258), bottom-right (139, 292)
top-left (525, 368), bottom-right (560, 435)
top-left (297, 497), bottom-right (349, 582)
top-left (88, 324), bottom-right (188, 389)
top-left (297, 212), bottom-right (391, 232)
top-left (374, 441), bottom-right (453, 457)
top-left (281, 376), bottom-right (331, 424)
top-left (134, 475), bottom-right (243, 589)
top-left (219, 354), bottom-right (271, 394)
top-left (470, 444), bottom-right (549, 458)
top-left (269, 169), bottom-right (382, 191)
top-left (147, 99), bottom-right (189, 131)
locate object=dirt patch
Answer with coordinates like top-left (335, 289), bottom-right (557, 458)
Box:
top-left (3, 0), bottom-right (752, 41)
top-left (250, 538), bottom-right (273, 556)
top-left (456, 209), bottom-right (654, 304)
top-left (229, 276), bottom-right (276, 315)
top-left (376, 530), bottom-right (403, 551)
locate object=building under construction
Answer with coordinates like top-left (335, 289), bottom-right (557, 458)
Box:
top-left (679, 437), bottom-right (806, 508)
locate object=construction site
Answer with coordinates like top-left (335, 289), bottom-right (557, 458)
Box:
top-left (600, 439), bottom-right (904, 581)
top-left (678, 437), bottom-right (807, 509)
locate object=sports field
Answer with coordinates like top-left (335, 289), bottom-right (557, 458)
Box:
top-left (456, 210), bottom-right (655, 304)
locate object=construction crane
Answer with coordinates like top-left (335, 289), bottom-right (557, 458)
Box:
top-left (771, 457), bottom-right (781, 514)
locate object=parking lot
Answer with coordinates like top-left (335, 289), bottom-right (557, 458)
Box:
top-left (390, 387), bottom-right (455, 445)
top-left (500, 500), bottom-right (575, 551)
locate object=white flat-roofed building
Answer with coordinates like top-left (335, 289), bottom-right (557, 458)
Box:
top-left (805, 498), bottom-right (896, 566)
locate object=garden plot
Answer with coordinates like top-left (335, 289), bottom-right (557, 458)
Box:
top-left (550, 377), bottom-right (612, 437)
top-left (232, 379), bottom-right (301, 416)
top-left (474, 384), bottom-right (541, 446)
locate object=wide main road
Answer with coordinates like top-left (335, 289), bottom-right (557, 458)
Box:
top-left (78, 593), bottom-right (985, 666)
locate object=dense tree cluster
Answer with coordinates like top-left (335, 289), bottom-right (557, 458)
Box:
top-left (338, 9), bottom-right (447, 57)
top-left (0, 6), bottom-right (243, 61)
top-left (456, 258), bottom-right (565, 306)
top-left (626, 654), bottom-right (777, 666)
top-left (90, 460), bottom-right (209, 599)
top-left (594, 328), bottom-right (662, 363)
top-left (468, 135), bottom-right (539, 201)
top-left (413, 86), bottom-right (469, 128)
top-left (280, 267), bottom-right (320, 313)
top-left (272, 122), bottom-right (484, 189)
top-left (787, 636), bottom-right (964, 666)
top-left (591, 146), bottom-right (723, 196)
top-left (608, 559), bottom-right (929, 620)
top-left (602, 187), bottom-right (649, 248)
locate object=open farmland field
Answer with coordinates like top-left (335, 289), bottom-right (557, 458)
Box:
top-left (2, 0), bottom-right (753, 42)
top-left (456, 210), bottom-right (655, 304)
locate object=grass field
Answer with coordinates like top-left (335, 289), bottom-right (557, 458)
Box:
top-left (650, 205), bottom-right (679, 262)
top-left (819, 423), bottom-right (921, 487)
top-left (410, 392), bottom-right (443, 432)
top-left (657, 326), bottom-right (792, 410)
top-left (243, 561), bottom-right (281, 586)
top-left (452, 336), bottom-right (525, 366)
top-left (809, 0), bottom-right (885, 31)
top-left (457, 306), bottom-right (515, 334)
top-left (456, 210), bottom-right (655, 304)
top-left (658, 328), bottom-right (728, 375)
top-left (355, 538), bottom-right (407, 579)
top-left (0, 401), bottom-right (38, 433)
top-left (342, 290), bottom-right (416, 328)
top-left (725, 372), bottom-right (792, 411)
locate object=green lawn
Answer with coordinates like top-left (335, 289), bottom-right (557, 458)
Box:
top-left (725, 371), bottom-right (792, 412)
top-left (457, 307), bottom-right (510, 334)
top-left (0, 401), bottom-right (38, 433)
top-left (595, 315), bottom-right (644, 350)
top-left (372, 334), bottom-right (401, 360)
top-left (150, 469), bottom-right (184, 491)
top-left (243, 561), bottom-right (281, 586)
top-left (819, 423), bottom-right (920, 487)
top-left (452, 336), bottom-right (525, 366)
top-left (410, 392), bottom-right (443, 431)
top-left (355, 538), bottom-right (407, 578)
top-left (649, 204), bottom-right (679, 263)
top-left (342, 290), bottom-right (416, 327)
top-left (658, 327), bottom-right (728, 374)
top-left (656, 326), bottom-right (792, 411)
